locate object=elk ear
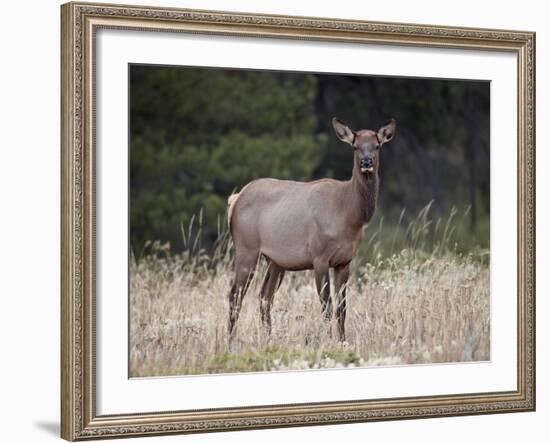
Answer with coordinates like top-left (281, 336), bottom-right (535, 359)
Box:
top-left (378, 118), bottom-right (396, 144)
top-left (332, 118), bottom-right (356, 145)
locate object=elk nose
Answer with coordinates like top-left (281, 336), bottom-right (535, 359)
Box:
top-left (361, 158), bottom-right (373, 168)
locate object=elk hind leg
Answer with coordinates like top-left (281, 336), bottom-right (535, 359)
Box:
top-left (227, 251), bottom-right (258, 337)
top-left (259, 261), bottom-right (284, 336)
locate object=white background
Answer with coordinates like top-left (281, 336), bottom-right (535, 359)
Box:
top-left (0, 0), bottom-right (546, 442)
top-left (96, 29), bottom-right (517, 414)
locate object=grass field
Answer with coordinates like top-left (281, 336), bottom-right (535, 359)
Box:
top-left (129, 205), bottom-right (490, 377)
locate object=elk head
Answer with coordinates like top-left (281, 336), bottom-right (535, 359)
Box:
top-left (332, 118), bottom-right (396, 174)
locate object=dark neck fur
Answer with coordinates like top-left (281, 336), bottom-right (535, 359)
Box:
top-left (349, 156), bottom-right (379, 225)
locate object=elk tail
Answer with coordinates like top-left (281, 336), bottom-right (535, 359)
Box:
top-left (227, 193), bottom-right (240, 228)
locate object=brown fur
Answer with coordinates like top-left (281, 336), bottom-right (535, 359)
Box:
top-left (226, 118), bottom-right (396, 341)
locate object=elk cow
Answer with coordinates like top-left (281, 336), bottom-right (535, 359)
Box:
top-left (226, 118), bottom-right (396, 342)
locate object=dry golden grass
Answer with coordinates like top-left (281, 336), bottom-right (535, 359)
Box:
top-left (129, 245), bottom-right (490, 377)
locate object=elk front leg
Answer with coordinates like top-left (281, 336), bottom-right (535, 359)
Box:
top-left (259, 262), bottom-right (284, 336)
top-left (313, 262), bottom-right (332, 321)
top-left (334, 264), bottom-right (350, 343)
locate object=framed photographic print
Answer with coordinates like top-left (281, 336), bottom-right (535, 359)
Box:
top-left (61, 1), bottom-right (536, 440)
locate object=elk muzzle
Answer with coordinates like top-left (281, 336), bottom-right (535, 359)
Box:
top-left (360, 157), bottom-right (374, 174)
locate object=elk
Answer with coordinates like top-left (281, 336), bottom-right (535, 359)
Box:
top-left (226, 117), bottom-right (396, 342)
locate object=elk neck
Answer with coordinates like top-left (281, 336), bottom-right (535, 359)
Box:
top-left (347, 155), bottom-right (379, 226)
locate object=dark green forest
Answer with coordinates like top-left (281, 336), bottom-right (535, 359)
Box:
top-left (130, 65), bottom-right (489, 256)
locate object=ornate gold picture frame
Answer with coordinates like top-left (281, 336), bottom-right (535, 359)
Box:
top-left (61, 1), bottom-right (535, 440)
